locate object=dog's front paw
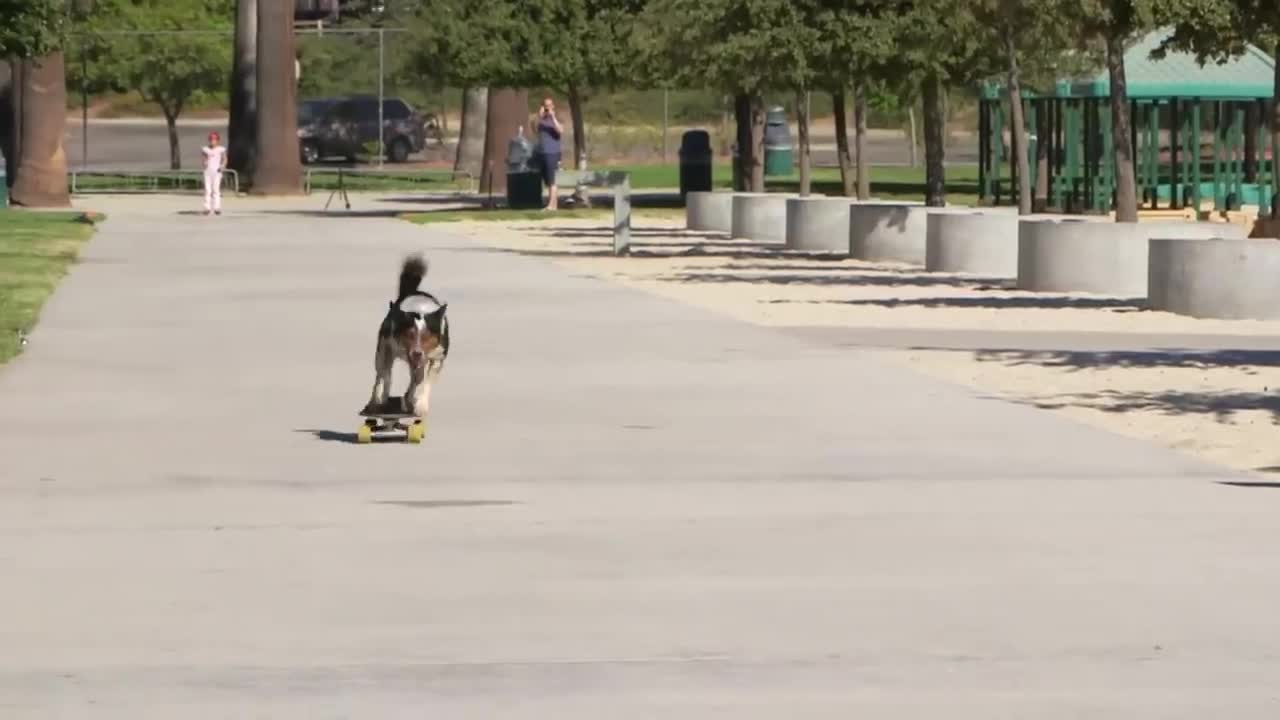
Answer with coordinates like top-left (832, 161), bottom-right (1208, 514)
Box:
top-left (360, 400), bottom-right (381, 415)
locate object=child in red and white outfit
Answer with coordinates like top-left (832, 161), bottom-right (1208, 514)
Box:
top-left (201, 132), bottom-right (227, 216)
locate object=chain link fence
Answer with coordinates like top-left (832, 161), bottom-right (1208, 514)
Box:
top-left (60, 24), bottom-right (943, 185)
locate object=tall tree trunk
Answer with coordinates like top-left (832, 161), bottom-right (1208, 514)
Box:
top-left (907, 105), bottom-right (919, 167)
top-left (749, 93), bottom-right (765, 192)
top-left (251, 0), bottom-right (302, 195)
top-left (921, 75), bottom-right (946, 207)
top-left (1005, 30), bottom-right (1032, 215)
top-left (11, 54), bottom-right (69, 208)
top-left (854, 84), bottom-right (870, 199)
top-left (796, 89), bottom-right (811, 196)
top-left (453, 86), bottom-right (487, 180)
top-left (1271, 43), bottom-right (1279, 219)
top-left (165, 110), bottom-right (181, 170)
top-left (228, 0), bottom-right (257, 177)
top-left (733, 92), bottom-right (750, 191)
top-left (478, 87), bottom-right (529, 196)
top-left (832, 89), bottom-right (853, 197)
top-left (1035, 97), bottom-right (1050, 211)
top-left (1, 61), bottom-right (17, 189)
top-left (567, 82), bottom-right (587, 170)
top-left (1106, 31), bottom-right (1137, 222)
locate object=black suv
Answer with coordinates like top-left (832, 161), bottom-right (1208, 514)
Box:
top-left (297, 95), bottom-right (429, 164)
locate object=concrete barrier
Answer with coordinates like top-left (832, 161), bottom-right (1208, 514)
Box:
top-left (686, 191), bottom-right (733, 233)
top-left (850, 202), bottom-right (978, 264)
top-left (924, 209), bottom-right (1022, 276)
top-left (1148, 237), bottom-right (1280, 319)
top-left (785, 196), bottom-right (856, 252)
top-left (1017, 219), bottom-right (1248, 297)
top-left (731, 193), bottom-right (795, 242)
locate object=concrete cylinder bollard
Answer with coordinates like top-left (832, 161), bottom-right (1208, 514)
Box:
top-left (924, 208), bottom-right (1021, 277)
top-left (686, 191), bottom-right (734, 233)
top-left (731, 193), bottom-right (793, 243)
top-left (1017, 219), bottom-right (1247, 297)
top-left (1148, 237), bottom-right (1280, 319)
top-left (785, 196), bottom-right (857, 252)
top-left (850, 203), bottom-right (977, 265)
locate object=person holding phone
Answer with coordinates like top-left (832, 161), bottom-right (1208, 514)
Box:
top-left (535, 97), bottom-right (563, 211)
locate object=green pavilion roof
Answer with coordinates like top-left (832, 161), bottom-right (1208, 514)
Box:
top-left (981, 27), bottom-right (1274, 100)
top-left (1058, 28), bottom-right (1274, 99)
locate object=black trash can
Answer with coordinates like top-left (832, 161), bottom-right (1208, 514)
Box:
top-left (506, 129), bottom-right (542, 209)
top-left (678, 129), bottom-right (713, 199)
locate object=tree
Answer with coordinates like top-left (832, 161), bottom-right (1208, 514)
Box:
top-left (634, 0), bottom-right (816, 192)
top-left (1158, 0), bottom-right (1278, 218)
top-left (0, 0), bottom-right (70, 59)
top-left (892, 0), bottom-right (1000, 206)
top-left (403, 0), bottom-right (529, 193)
top-left (454, 86), bottom-right (487, 180)
top-left (9, 55), bottom-right (71, 207)
top-left (86, 0), bottom-right (233, 170)
top-left (1066, 0), bottom-right (1158, 222)
top-left (251, 0), bottom-right (302, 194)
top-left (520, 0), bottom-right (645, 170)
top-left (228, 0), bottom-right (257, 177)
top-left (972, 0), bottom-right (1081, 214)
top-left (3, 0), bottom-right (77, 208)
top-left (808, 2), bottom-right (900, 198)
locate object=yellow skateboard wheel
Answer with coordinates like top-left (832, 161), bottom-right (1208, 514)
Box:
top-left (356, 424), bottom-right (373, 444)
top-left (406, 421), bottom-right (425, 444)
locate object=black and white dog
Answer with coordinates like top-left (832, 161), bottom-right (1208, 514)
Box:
top-left (362, 254), bottom-right (450, 418)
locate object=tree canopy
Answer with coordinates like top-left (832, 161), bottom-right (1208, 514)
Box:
top-left (0, 0), bottom-right (72, 58)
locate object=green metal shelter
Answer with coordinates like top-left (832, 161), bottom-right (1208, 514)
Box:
top-left (978, 28), bottom-right (1277, 216)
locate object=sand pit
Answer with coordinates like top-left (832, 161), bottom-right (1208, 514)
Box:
top-left (437, 217), bottom-right (1280, 471)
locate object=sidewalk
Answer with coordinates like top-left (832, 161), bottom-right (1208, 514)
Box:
top-left (1, 197), bottom-right (1277, 717)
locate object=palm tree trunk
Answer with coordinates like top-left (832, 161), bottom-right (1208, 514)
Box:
top-left (250, 0), bottom-right (302, 195)
top-left (1106, 30), bottom-right (1137, 222)
top-left (1005, 30), bottom-right (1032, 215)
top-left (854, 84), bottom-right (870, 199)
top-left (567, 82), bottom-right (587, 170)
top-left (749, 93), bottom-right (765, 192)
top-left (10, 54), bottom-right (70, 208)
top-left (921, 74), bottom-right (946, 207)
top-left (796, 89), bottom-right (811, 196)
top-left (833, 89), bottom-right (853, 197)
top-left (478, 87), bottom-right (529, 196)
top-left (454, 86), bottom-right (487, 180)
top-left (228, 0), bottom-right (257, 176)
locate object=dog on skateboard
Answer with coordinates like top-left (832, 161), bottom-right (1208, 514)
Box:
top-left (362, 254), bottom-right (450, 420)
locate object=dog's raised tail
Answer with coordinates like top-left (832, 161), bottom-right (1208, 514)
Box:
top-left (398, 254), bottom-right (427, 298)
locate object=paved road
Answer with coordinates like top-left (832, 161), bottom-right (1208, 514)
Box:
top-left (2, 195), bottom-right (1278, 717)
top-left (48, 119), bottom-right (978, 171)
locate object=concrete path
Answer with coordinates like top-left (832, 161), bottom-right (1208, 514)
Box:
top-left (2, 197), bottom-right (1279, 717)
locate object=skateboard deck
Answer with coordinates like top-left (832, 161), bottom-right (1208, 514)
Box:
top-left (357, 396), bottom-right (425, 444)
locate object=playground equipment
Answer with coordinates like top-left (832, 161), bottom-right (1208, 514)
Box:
top-left (978, 29), bottom-right (1276, 218)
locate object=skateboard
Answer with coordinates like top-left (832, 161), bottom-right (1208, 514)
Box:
top-left (357, 396), bottom-right (426, 444)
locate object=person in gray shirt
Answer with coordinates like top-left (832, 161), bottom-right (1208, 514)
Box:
top-left (535, 96), bottom-right (564, 211)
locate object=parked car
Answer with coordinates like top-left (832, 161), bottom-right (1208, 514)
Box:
top-left (296, 95), bottom-right (429, 164)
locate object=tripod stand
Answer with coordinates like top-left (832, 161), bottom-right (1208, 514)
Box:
top-left (325, 166), bottom-right (351, 211)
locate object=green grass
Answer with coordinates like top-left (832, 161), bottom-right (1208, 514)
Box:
top-left (0, 211), bottom-right (98, 365)
top-left (402, 206), bottom-right (686, 225)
